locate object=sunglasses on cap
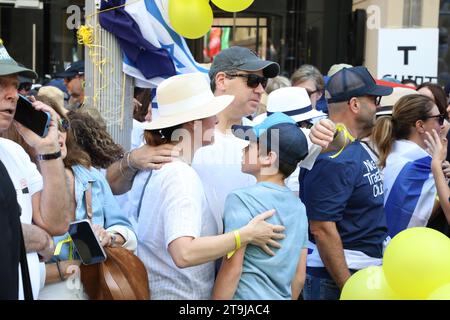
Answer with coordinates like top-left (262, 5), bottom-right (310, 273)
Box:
top-left (424, 114), bottom-right (446, 126)
top-left (225, 73), bottom-right (268, 89)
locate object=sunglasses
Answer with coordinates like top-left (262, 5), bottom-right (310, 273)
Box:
top-left (424, 114), bottom-right (446, 126)
top-left (225, 73), bottom-right (268, 89)
top-left (58, 118), bottom-right (70, 132)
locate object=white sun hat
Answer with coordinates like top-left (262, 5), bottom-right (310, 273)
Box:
top-left (376, 87), bottom-right (418, 117)
top-left (143, 73), bottom-right (234, 130)
top-left (254, 87), bottom-right (326, 125)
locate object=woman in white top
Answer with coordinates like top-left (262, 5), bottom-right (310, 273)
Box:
top-left (135, 73), bottom-right (285, 300)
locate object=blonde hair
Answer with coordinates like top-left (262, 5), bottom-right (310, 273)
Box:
top-left (291, 65), bottom-right (324, 91)
top-left (373, 94), bottom-right (436, 168)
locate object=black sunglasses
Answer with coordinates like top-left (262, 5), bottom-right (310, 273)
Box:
top-left (424, 114), bottom-right (446, 126)
top-left (225, 73), bottom-right (268, 89)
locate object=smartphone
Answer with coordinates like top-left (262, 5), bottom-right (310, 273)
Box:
top-left (68, 220), bottom-right (107, 265)
top-left (14, 95), bottom-right (51, 137)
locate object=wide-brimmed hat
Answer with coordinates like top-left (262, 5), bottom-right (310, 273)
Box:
top-left (253, 87), bottom-right (326, 124)
top-left (376, 87), bottom-right (418, 117)
top-left (143, 73), bottom-right (234, 130)
top-left (37, 86), bottom-right (66, 115)
top-left (0, 40), bottom-right (37, 79)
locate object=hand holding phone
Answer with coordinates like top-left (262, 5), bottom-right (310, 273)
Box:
top-left (68, 220), bottom-right (107, 265)
top-left (14, 95), bottom-right (51, 138)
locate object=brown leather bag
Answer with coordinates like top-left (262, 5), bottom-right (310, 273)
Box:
top-left (80, 247), bottom-right (150, 300)
top-left (80, 182), bottom-right (150, 300)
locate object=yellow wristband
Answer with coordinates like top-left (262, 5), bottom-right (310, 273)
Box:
top-left (227, 230), bottom-right (241, 259)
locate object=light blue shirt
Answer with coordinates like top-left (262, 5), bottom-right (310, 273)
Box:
top-left (52, 165), bottom-right (134, 261)
top-left (223, 182), bottom-right (308, 300)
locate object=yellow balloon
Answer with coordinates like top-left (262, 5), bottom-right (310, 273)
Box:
top-left (427, 284), bottom-right (450, 300)
top-left (169, 0), bottom-right (213, 39)
top-left (212, 0), bottom-right (254, 12)
top-left (340, 266), bottom-right (399, 300)
top-left (383, 228), bottom-right (450, 300)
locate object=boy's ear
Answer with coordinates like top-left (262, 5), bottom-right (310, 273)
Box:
top-left (263, 151), bottom-right (278, 166)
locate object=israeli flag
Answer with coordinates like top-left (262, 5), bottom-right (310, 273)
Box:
top-left (383, 140), bottom-right (436, 238)
top-left (124, 0), bottom-right (209, 88)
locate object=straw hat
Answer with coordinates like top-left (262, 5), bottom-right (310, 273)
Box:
top-left (253, 87), bottom-right (326, 125)
top-left (37, 86), bottom-right (66, 115)
top-left (143, 73), bottom-right (234, 130)
top-left (377, 87), bottom-right (418, 117)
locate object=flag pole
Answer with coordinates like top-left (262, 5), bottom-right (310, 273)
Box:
top-left (84, 0), bottom-right (134, 151)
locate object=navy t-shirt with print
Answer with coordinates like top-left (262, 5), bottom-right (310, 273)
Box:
top-left (299, 141), bottom-right (388, 258)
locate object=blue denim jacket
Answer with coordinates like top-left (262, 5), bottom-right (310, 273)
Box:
top-left (52, 165), bottom-right (135, 261)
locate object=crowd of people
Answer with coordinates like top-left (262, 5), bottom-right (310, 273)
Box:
top-left (1, 38), bottom-right (450, 301)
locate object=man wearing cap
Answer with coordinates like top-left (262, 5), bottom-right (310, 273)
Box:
top-left (299, 67), bottom-right (392, 300)
top-left (193, 47), bottom-right (280, 231)
top-left (55, 60), bottom-right (85, 110)
top-left (0, 40), bottom-right (71, 299)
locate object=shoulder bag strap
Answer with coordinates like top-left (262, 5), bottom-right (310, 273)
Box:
top-left (136, 170), bottom-right (153, 219)
top-left (84, 181), bottom-right (94, 223)
top-left (18, 215), bottom-right (33, 300)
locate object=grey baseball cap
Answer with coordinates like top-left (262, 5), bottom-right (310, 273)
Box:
top-left (209, 46), bottom-right (280, 80)
top-left (0, 40), bottom-right (37, 79)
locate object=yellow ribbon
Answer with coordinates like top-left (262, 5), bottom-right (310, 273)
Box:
top-left (53, 237), bottom-right (74, 260)
top-left (77, 25), bottom-right (94, 48)
top-left (329, 123), bottom-right (356, 159)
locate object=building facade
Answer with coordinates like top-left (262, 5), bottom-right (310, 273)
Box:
top-left (0, 0), bottom-right (445, 82)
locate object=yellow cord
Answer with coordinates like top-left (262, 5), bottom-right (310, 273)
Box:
top-left (329, 123), bottom-right (356, 159)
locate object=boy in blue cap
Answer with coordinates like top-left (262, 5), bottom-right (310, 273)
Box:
top-left (212, 113), bottom-right (309, 300)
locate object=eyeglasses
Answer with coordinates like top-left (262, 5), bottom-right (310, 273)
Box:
top-left (58, 118), bottom-right (70, 132)
top-left (19, 83), bottom-right (32, 92)
top-left (424, 114), bottom-right (446, 126)
top-left (306, 89), bottom-right (321, 98)
top-left (225, 73), bottom-right (268, 89)
top-left (367, 95), bottom-right (382, 106)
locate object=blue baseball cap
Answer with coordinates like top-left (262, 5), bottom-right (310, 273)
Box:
top-left (55, 60), bottom-right (85, 78)
top-left (326, 66), bottom-right (393, 103)
top-left (232, 112), bottom-right (309, 166)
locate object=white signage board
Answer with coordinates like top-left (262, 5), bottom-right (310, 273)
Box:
top-left (377, 28), bottom-right (439, 84)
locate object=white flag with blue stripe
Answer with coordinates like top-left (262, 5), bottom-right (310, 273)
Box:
top-left (124, 0), bottom-right (209, 88)
top-left (383, 140), bottom-right (436, 238)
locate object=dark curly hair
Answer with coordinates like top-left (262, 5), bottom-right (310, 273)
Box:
top-left (67, 110), bottom-right (125, 169)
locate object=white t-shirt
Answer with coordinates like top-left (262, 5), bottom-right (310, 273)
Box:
top-left (192, 130), bottom-right (256, 233)
top-left (135, 160), bottom-right (216, 300)
top-left (284, 128), bottom-right (322, 193)
top-left (0, 138), bottom-right (44, 299)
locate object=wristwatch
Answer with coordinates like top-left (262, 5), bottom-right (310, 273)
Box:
top-left (37, 150), bottom-right (62, 161)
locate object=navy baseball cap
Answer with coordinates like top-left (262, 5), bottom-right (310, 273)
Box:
top-left (232, 112), bottom-right (309, 166)
top-left (209, 46), bottom-right (280, 80)
top-left (55, 60), bottom-right (85, 78)
top-left (326, 66), bottom-right (393, 103)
